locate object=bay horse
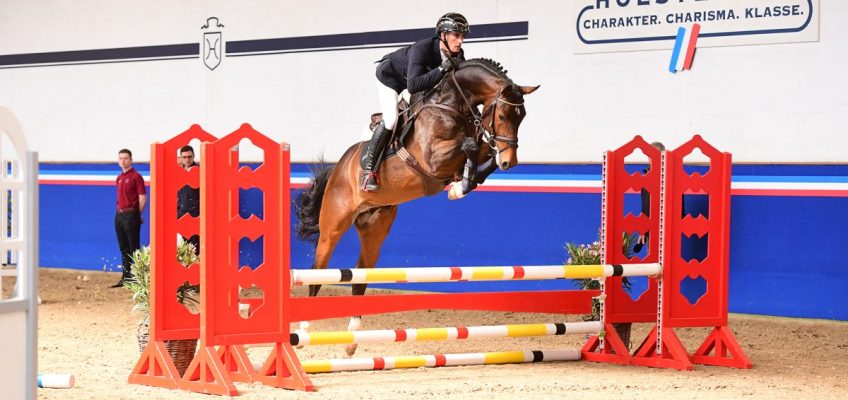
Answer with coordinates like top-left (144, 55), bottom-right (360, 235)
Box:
top-left (295, 58), bottom-right (539, 355)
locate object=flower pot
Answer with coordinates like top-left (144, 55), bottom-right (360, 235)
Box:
top-left (613, 322), bottom-right (632, 351)
top-left (136, 325), bottom-right (197, 376)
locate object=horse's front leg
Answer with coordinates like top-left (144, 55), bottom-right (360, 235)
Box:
top-left (448, 155), bottom-right (500, 200)
top-left (473, 156), bottom-right (499, 185)
top-left (448, 138), bottom-right (482, 200)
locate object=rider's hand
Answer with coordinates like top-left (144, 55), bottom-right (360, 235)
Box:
top-left (440, 57), bottom-right (456, 73)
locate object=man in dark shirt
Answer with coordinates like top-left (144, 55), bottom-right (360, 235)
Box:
top-left (112, 149), bottom-right (147, 288)
top-left (360, 12), bottom-right (469, 191)
top-left (634, 141), bottom-right (665, 254)
top-left (177, 145), bottom-right (200, 255)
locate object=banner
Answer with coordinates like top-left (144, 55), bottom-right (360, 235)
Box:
top-left (574, 0), bottom-right (819, 53)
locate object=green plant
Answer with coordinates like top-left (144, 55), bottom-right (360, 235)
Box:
top-left (125, 241), bottom-right (200, 326)
top-left (567, 230), bottom-right (638, 321)
top-left (176, 240), bottom-right (200, 267)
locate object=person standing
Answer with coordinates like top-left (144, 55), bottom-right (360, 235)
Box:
top-left (112, 149), bottom-right (147, 288)
top-left (176, 145), bottom-right (200, 255)
top-left (633, 141), bottom-right (665, 254)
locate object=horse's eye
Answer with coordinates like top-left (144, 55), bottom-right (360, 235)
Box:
top-left (498, 114), bottom-right (505, 121)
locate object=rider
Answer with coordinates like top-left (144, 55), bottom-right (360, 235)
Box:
top-left (360, 12), bottom-right (469, 191)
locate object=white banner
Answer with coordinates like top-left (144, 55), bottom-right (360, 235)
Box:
top-left (574, 0), bottom-right (819, 53)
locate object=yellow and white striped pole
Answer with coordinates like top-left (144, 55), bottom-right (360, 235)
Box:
top-left (302, 349), bottom-right (581, 373)
top-left (292, 263), bottom-right (661, 286)
top-left (291, 321), bottom-right (602, 346)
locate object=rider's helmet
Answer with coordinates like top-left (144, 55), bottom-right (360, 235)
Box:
top-left (436, 13), bottom-right (470, 36)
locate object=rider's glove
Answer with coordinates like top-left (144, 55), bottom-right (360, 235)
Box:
top-left (439, 57), bottom-right (457, 73)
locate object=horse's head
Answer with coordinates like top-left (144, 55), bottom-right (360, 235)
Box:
top-left (452, 59), bottom-right (539, 171)
top-left (480, 82), bottom-right (539, 170)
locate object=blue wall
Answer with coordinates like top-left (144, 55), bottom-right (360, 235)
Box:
top-left (37, 163), bottom-right (848, 320)
top-left (40, 184), bottom-right (150, 273)
top-left (730, 195), bottom-right (848, 320)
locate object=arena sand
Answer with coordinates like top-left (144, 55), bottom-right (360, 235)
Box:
top-left (20, 268), bottom-right (848, 400)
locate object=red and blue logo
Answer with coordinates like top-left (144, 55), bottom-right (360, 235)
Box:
top-left (669, 23), bottom-right (701, 73)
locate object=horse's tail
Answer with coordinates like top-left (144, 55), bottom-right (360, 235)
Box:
top-left (295, 161), bottom-right (334, 245)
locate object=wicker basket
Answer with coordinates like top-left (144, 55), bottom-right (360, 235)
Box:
top-left (136, 325), bottom-right (198, 376)
top-left (613, 322), bottom-right (632, 351)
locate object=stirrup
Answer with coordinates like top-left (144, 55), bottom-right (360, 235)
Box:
top-left (360, 171), bottom-right (380, 191)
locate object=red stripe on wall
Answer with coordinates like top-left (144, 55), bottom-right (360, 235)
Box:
top-left (474, 185), bottom-right (601, 193)
top-left (683, 23), bottom-right (700, 70)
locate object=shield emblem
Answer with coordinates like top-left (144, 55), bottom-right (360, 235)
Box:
top-left (203, 31), bottom-right (222, 70)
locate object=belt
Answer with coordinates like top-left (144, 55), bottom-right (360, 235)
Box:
top-left (117, 208), bottom-right (138, 214)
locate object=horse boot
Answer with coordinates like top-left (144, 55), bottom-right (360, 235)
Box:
top-left (448, 137), bottom-right (481, 200)
top-left (360, 121), bottom-right (392, 191)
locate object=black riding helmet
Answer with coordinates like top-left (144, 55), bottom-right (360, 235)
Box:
top-left (436, 12), bottom-right (470, 36)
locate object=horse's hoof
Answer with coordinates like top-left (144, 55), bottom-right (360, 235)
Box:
top-left (448, 182), bottom-right (465, 200)
top-left (344, 343), bottom-right (358, 357)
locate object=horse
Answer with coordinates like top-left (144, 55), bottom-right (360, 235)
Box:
top-left (295, 58), bottom-right (539, 355)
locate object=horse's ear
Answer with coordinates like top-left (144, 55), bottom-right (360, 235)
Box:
top-left (518, 85), bottom-right (540, 95)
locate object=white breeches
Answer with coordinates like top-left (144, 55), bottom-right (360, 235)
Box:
top-left (376, 78), bottom-right (399, 130)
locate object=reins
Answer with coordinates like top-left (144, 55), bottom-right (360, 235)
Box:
top-left (448, 70), bottom-right (521, 156)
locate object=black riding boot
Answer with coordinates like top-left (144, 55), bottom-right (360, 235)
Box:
top-left (360, 121), bottom-right (392, 191)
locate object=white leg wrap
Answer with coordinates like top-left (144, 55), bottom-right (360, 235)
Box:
top-left (448, 181), bottom-right (466, 200)
top-left (348, 316), bottom-right (362, 332)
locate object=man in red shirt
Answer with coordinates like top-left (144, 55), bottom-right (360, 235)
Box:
top-left (112, 149), bottom-right (147, 288)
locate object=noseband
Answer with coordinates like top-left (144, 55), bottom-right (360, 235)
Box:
top-left (449, 71), bottom-right (521, 156)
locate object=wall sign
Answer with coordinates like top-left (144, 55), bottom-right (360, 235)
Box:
top-left (574, 0), bottom-right (819, 54)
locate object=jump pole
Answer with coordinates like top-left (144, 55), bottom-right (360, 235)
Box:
top-left (302, 349), bottom-right (581, 373)
top-left (290, 321), bottom-right (603, 346)
top-left (292, 263), bottom-right (661, 285)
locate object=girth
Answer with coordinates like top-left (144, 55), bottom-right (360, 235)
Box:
top-left (395, 147), bottom-right (453, 195)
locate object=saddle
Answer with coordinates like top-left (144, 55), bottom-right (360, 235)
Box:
top-left (367, 95), bottom-right (421, 160)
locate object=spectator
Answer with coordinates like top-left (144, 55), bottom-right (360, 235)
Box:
top-left (112, 149), bottom-right (146, 288)
top-left (177, 145), bottom-right (200, 255)
top-left (633, 141), bottom-right (665, 254)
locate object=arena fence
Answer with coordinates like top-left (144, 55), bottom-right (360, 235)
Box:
top-left (0, 106), bottom-right (38, 400)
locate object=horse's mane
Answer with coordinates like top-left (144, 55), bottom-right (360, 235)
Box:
top-left (459, 58), bottom-right (511, 81)
top-left (422, 58), bottom-right (512, 105)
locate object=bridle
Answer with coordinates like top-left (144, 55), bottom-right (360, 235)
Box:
top-left (449, 71), bottom-right (521, 157)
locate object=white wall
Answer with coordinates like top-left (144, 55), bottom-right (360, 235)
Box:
top-left (0, 0), bottom-right (845, 162)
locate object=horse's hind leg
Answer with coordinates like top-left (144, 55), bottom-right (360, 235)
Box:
top-left (344, 205), bottom-right (399, 356)
top-left (299, 205), bottom-right (356, 334)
